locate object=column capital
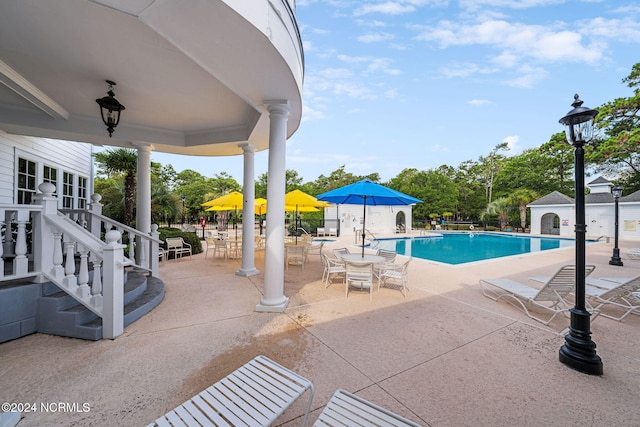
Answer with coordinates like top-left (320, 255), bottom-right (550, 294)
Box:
top-left (264, 100), bottom-right (290, 115)
top-left (132, 142), bottom-right (154, 151)
top-left (238, 143), bottom-right (257, 153)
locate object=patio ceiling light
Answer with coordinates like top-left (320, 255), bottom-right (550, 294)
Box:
top-left (96, 80), bottom-right (125, 137)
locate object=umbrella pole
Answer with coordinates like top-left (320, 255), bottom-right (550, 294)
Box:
top-left (362, 196), bottom-right (366, 257)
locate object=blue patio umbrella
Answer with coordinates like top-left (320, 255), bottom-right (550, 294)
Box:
top-left (317, 179), bottom-right (422, 256)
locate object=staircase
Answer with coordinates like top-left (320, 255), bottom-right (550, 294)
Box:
top-left (37, 268), bottom-right (164, 340)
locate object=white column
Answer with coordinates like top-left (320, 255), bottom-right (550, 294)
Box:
top-left (135, 144), bottom-right (152, 236)
top-left (256, 100), bottom-right (289, 312)
top-left (237, 143), bottom-right (259, 277)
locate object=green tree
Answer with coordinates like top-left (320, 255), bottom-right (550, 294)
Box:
top-left (481, 197), bottom-right (511, 231)
top-left (94, 148), bottom-right (137, 226)
top-left (591, 62), bottom-right (640, 191)
top-left (479, 142), bottom-right (509, 203)
top-left (507, 189), bottom-right (539, 230)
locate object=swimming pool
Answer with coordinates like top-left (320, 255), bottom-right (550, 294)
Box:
top-left (373, 232), bottom-right (578, 265)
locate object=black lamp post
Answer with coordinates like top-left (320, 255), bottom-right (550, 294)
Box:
top-left (558, 94), bottom-right (603, 375)
top-left (181, 195), bottom-right (186, 225)
top-left (609, 184), bottom-right (623, 266)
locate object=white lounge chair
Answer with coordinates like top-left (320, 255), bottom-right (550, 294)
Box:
top-left (313, 388), bottom-right (422, 427)
top-left (584, 274), bottom-right (640, 321)
top-left (622, 248), bottom-right (640, 260)
top-left (479, 265), bottom-right (596, 326)
top-left (148, 355), bottom-right (314, 427)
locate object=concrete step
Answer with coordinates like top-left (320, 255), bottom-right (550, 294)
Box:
top-left (37, 269), bottom-right (164, 340)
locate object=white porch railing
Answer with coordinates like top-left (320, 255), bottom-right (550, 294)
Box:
top-left (1, 183), bottom-right (162, 339)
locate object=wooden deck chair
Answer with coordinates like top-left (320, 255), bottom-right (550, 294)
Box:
top-left (148, 355), bottom-right (314, 427)
top-left (584, 274), bottom-right (640, 321)
top-left (479, 265), bottom-right (596, 326)
top-left (313, 389), bottom-right (422, 427)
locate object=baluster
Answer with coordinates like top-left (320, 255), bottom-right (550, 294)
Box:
top-left (76, 245), bottom-right (90, 298)
top-left (13, 211), bottom-right (29, 276)
top-left (138, 236), bottom-right (147, 269)
top-left (128, 231), bottom-right (135, 262)
top-left (3, 212), bottom-right (13, 257)
top-left (51, 231), bottom-right (64, 279)
top-left (90, 259), bottom-right (103, 308)
top-left (63, 239), bottom-right (77, 288)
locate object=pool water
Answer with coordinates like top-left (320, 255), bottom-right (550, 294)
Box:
top-left (373, 232), bottom-right (577, 265)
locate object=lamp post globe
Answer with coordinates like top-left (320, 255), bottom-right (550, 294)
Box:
top-left (558, 94), bottom-right (603, 375)
top-left (609, 184), bottom-right (623, 266)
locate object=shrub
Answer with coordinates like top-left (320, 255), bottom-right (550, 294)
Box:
top-left (158, 227), bottom-right (203, 255)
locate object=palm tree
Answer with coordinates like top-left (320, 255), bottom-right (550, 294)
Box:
top-left (94, 148), bottom-right (137, 226)
top-left (481, 197), bottom-right (511, 231)
top-left (507, 189), bottom-right (539, 231)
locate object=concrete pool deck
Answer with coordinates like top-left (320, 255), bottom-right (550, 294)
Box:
top-left (1, 233), bottom-right (639, 426)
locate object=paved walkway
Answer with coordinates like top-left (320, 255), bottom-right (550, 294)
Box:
top-left (1, 235), bottom-right (639, 426)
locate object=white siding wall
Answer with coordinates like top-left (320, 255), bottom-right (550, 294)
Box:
top-left (0, 132), bottom-right (92, 204)
top-left (324, 204), bottom-right (413, 236)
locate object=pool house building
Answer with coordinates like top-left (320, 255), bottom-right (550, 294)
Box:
top-left (528, 176), bottom-right (640, 241)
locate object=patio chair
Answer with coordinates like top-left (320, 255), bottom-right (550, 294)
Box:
top-left (165, 237), bottom-right (192, 260)
top-left (345, 260), bottom-right (374, 301)
top-left (374, 248), bottom-right (397, 279)
top-left (322, 253), bottom-right (346, 288)
top-left (584, 274), bottom-right (640, 321)
top-left (317, 227), bottom-right (326, 237)
top-left (285, 245), bottom-right (305, 270)
top-left (313, 388), bottom-right (422, 427)
top-left (333, 248), bottom-right (350, 258)
top-left (204, 237), bottom-right (216, 259)
top-left (378, 257), bottom-right (412, 297)
top-left (479, 265), bottom-right (596, 326)
top-left (212, 239), bottom-right (229, 260)
top-left (328, 227), bottom-right (337, 237)
top-left (148, 355), bottom-right (315, 427)
top-left (305, 241), bottom-right (324, 263)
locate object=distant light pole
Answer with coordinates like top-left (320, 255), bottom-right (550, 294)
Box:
top-left (181, 194), bottom-right (186, 225)
top-left (609, 184), bottom-right (623, 266)
top-left (558, 94), bottom-right (603, 375)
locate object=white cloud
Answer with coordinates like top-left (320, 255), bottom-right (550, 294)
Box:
top-left (431, 144), bottom-right (449, 153)
top-left (319, 68), bottom-right (354, 79)
top-left (415, 19), bottom-right (606, 66)
top-left (440, 62), bottom-right (498, 78)
top-left (468, 99), bottom-right (492, 105)
top-left (502, 135), bottom-right (523, 154)
top-left (504, 65), bottom-right (548, 88)
top-left (354, 2), bottom-right (417, 16)
top-left (357, 32), bottom-right (396, 43)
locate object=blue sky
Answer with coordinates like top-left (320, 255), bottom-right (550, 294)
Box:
top-left (150, 0), bottom-right (640, 183)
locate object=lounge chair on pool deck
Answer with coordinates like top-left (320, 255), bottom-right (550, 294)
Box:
top-left (622, 248), bottom-right (640, 260)
top-left (148, 355), bottom-right (314, 427)
top-left (583, 274), bottom-right (640, 321)
top-left (313, 388), bottom-right (422, 427)
top-left (479, 265), bottom-right (596, 326)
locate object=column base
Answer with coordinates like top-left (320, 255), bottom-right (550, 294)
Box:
top-left (236, 268), bottom-right (260, 277)
top-left (255, 296), bottom-right (289, 313)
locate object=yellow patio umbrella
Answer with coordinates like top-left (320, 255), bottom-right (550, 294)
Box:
top-left (284, 189), bottom-right (330, 242)
top-left (201, 192), bottom-right (247, 239)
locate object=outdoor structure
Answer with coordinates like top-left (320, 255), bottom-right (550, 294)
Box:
top-left (528, 177), bottom-right (640, 241)
top-left (0, 0), bottom-right (305, 342)
top-left (323, 204), bottom-right (414, 237)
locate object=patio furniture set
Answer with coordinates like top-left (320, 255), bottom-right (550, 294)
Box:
top-left (321, 247), bottom-right (412, 301)
top-left (147, 355), bottom-right (422, 426)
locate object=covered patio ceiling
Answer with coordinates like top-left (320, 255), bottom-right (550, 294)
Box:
top-left (0, 0), bottom-right (304, 156)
